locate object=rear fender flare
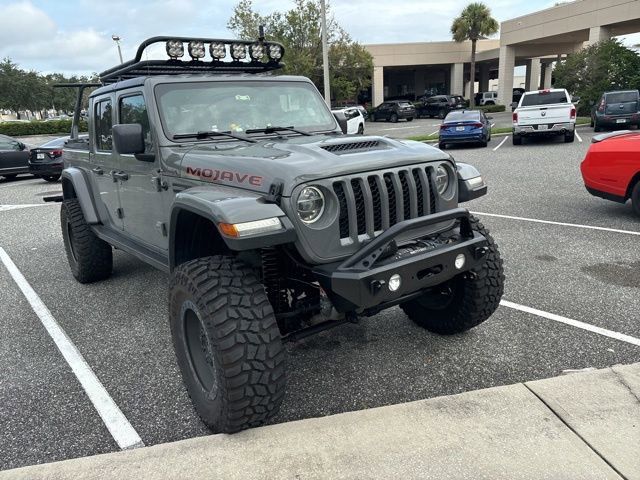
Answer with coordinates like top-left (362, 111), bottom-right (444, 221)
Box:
top-left (61, 167), bottom-right (99, 224)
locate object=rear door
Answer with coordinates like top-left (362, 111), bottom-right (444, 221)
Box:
top-left (604, 91), bottom-right (639, 116)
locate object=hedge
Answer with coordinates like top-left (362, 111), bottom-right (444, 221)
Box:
top-left (0, 119), bottom-right (87, 137)
top-left (476, 104), bottom-right (506, 113)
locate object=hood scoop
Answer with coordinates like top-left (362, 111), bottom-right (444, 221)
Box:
top-left (320, 140), bottom-right (387, 155)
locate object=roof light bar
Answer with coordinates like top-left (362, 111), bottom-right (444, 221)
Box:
top-left (166, 40), bottom-right (184, 59)
top-left (188, 40), bottom-right (205, 60)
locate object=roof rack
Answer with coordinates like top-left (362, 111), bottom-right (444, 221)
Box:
top-left (53, 83), bottom-right (101, 140)
top-left (99, 33), bottom-right (285, 84)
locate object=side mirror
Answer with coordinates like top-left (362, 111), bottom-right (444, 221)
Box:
top-left (113, 124), bottom-right (153, 161)
top-left (332, 111), bottom-right (348, 134)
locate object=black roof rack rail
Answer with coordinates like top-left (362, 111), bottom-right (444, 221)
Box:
top-left (53, 83), bottom-right (101, 140)
top-left (99, 35), bottom-right (285, 84)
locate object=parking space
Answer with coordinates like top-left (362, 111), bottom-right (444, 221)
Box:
top-left (1, 129), bottom-right (639, 471)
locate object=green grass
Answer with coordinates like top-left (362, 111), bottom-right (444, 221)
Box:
top-left (407, 117), bottom-right (591, 142)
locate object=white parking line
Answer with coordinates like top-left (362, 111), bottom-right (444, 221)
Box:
top-left (0, 247), bottom-right (144, 450)
top-left (575, 130), bottom-right (583, 143)
top-left (491, 123), bottom-right (496, 128)
top-left (493, 136), bottom-right (508, 151)
top-left (0, 204), bottom-right (56, 212)
top-left (472, 211), bottom-right (640, 236)
top-left (429, 129), bottom-right (440, 136)
top-left (501, 300), bottom-right (640, 347)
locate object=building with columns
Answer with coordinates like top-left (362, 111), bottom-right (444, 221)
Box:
top-left (365, 0), bottom-right (640, 107)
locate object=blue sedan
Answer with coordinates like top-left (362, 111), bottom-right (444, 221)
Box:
top-left (438, 110), bottom-right (492, 149)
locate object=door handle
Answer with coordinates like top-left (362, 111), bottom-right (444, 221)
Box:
top-left (111, 171), bottom-right (129, 181)
top-left (92, 167), bottom-right (104, 175)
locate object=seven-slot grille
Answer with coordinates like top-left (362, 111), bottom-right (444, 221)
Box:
top-left (332, 167), bottom-right (437, 241)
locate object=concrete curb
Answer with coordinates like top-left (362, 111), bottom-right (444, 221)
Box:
top-left (2, 363), bottom-right (638, 480)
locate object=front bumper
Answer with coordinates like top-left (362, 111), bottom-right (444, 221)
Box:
top-left (514, 123), bottom-right (574, 136)
top-left (313, 208), bottom-right (488, 313)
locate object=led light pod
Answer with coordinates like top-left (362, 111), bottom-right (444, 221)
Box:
top-left (230, 43), bottom-right (247, 60)
top-left (209, 41), bottom-right (226, 60)
top-left (250, 42), bottom-right (265, 61)
top-left (166, 40), bottom-right (184, 59)
top-left (188, 40), bottom-right (205, 60)
top-left (268, 43), bottom-right (283, 61)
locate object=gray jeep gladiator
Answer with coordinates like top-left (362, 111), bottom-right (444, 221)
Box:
top-left (58, 36), bottom-right (504, 433)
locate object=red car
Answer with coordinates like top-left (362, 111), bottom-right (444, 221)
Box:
top-left (581, 131), bottom-right (640, 216)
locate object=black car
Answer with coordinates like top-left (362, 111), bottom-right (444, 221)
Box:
top-left (591, 90), bottom-right (640, 132)
top-left (370, 100), bottom-right (416, 122)
top-left (416, 95), bottom-right (466, 119)
top-left (0, 134), bottom-right (30, 180)
top-left (28, 136), bottom-right (75, 182)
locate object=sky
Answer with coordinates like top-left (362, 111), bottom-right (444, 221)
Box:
top-left (0, 0), bottom-right (638, 76)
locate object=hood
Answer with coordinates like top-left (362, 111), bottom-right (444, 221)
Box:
top-left (176, 134), bottom-right (449, 196)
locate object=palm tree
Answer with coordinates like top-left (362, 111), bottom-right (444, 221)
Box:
top-left (451, 3), bottom-right (499, 108)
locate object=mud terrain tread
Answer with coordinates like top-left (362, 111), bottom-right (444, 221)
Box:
top-left (61, 199), bottom-right (112, 283)
top-left (169, 256), bottom-right (286, 433)
top-left (401, 215), bottom-right (504, 334)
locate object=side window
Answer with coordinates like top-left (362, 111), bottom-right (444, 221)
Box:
top-left (94, 99), bottom-right (113, 151)
top-left (119, 94), bottom-right (152, 153)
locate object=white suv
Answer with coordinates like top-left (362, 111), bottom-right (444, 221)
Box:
top-left (478, 92), bottom-right (498, 106)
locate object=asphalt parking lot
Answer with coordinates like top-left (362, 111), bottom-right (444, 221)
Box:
top-left (1, 127), bottom-right (639, 471)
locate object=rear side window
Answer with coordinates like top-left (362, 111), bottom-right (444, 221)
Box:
top-left (606, 92), bottom-right (638, 104)
top-left (521, 91), bottom-right (569, 107)
top-left (94, 99), bottom-right (113, 151)
top-left (119, 94), bottom-right (152, 153)
top-left (398, 102), bottom-right (412, 107)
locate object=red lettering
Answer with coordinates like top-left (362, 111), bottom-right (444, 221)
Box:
top-left (235, 173), bottom-right (248, 183)
top-left (186, 166), bottom-right (201, 176)
top-left (249, 176), bottom-right (263, 186)
top-left (201, 168), bottom-right (213, 178)
top-left (220, 171), bottom-right (234, 181)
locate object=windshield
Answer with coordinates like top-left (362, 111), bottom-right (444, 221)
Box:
top-left (521, 91), bottom-right (569, 107)
top-left (155, 80), bottom-right (336, 139)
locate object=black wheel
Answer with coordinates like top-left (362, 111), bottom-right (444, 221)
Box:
top-left (357, 124), bottom-right (364, 134)
top-left (169, 256), bottom-right (286, 433)
top-left (401, 215), bottom-right (504, 334)
top-left (370, 114), bottom-right (376, 122)
top-left (407, 117), bottom-right (413, 122)
top-left (594, 121), bottom-right (602, 132)
top-left (631, 181), bottom-right (640, 217)
top-left (3, 174), bottom-right (17, 180)
top-left (590, 116), bottom-right (594, 127)
top-left (480, 137), bottom-right (488, 147)
top-left (61, 199), bottom-right (112, 283)
top-left (438, 109), bottom-right (446, 119)
top-left (42, 174), bottom-right (61, 182)
top-left (564, 132), bottom-right (575, 143)
top-left (438, 142), bottom-right (446, 150)
top-left (512, 134), bottom-right (522, 145)
top-left (390, 113), bottom-right (398, 123)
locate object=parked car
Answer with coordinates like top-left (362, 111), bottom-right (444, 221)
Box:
top-left (370, 100), bottom-right (415, 122)
top-left (581, 130), bottom-right (640, 216)
top-left (590, 90), bottom-right (640, 132)
top-left (0, 133), bottom-right (30, 180)
top-left (477, 91), bottom-right (498, 106)
top-left (416, 95), bottom-right (466, 119)
top-left (439, 110), bottom-right (492, 149)
top-left (330, 107), bottom-right (365, 134)
top-left (512, 88), bottom-right (576, 145)
top-left (29, 136), bottom-right (82, 182)
top-left (333, 102), bottom-right (368, 120)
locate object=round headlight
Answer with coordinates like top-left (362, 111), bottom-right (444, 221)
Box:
top-left (297, 186), bottom-right (325, 224)
top-left (435, 165), bottom-right (450, 195)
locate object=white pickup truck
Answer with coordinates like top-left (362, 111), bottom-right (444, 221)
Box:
top-left (512, 88), bottom-right (576, 145)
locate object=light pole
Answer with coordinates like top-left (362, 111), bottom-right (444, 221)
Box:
top-left (112, 34), bottom-right (123, 64)
top-left (320, 0), bottom-right (331, 107)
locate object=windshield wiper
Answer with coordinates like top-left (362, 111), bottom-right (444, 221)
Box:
top-left (172, 130), bottom-right (256, 143)
top-left (245, 126), bottom-right (312, 136)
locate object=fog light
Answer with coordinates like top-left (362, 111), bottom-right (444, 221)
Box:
top-left (388, 274), bottom-right (401, 292)
top-left (455, 254), bottom-right (466, 270)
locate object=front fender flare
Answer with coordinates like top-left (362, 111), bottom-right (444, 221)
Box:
top-left (61, 167), bottom-right (100, 224)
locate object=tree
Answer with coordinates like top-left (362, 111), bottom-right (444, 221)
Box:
top-left (227, 0), bottom-right (373, 103)
top-left (553, 39), bottom-right (640, 115)
top-left (451, 3), bottom-right (499, 107)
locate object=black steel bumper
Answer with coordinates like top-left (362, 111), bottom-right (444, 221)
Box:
top-left (313, 208), bottom-right (488, 313)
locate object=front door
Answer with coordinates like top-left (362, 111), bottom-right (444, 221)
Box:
top-left (91, 97), bottom-right (123, 230)
top-left (116, 92), bottom-right (168, 250)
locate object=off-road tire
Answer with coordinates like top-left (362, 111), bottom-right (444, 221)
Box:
top-left (564, 131), bottom-right (575, 143)
top-left (400, 215), bottom-right (504, 334)
top-left (61, 198), bottom-right (112, 283)
top-left (512, 134), bottom-right (522, 145)
top-left (631, 181), bottom-right (640, 217)
top-left (42, 174), bottom-right (61, 182)
top-left (390, 113), bottom-right (398, 123)
top-left (169, 256), bottom-right (286, 433)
